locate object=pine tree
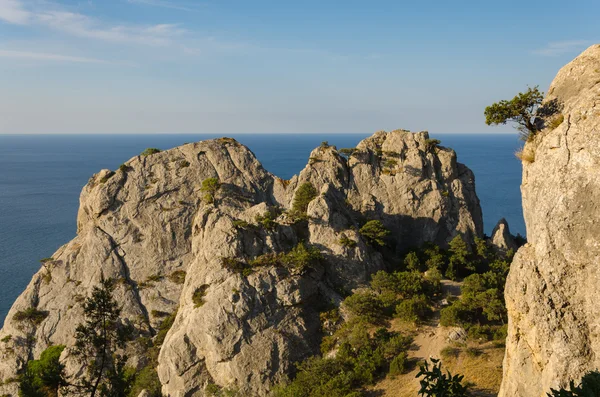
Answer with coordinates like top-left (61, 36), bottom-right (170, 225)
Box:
top-left (71, 275), bottom-right (131, 397)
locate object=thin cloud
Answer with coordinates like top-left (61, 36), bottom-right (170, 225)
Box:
top-left (1, 0), bottom-right (188, 47)
top-left (0, 49), bottom-right (111, 63)
top-left (127, 0), bottom-right (201, 12)
top-left (532, 40), bottom-right (592, 56)
top-left (0, 0), bottom-right (30, 24)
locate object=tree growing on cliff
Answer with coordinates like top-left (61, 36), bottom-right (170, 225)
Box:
top-left (19, 345), bottom-right (67, 397)
top-left (484, 86), bottom-right (561, 141)
top-left (71, 275), bottom-right (132, 397)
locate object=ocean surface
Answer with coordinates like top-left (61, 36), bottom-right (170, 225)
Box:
top-left (0, 133), bottom-right (524, 325)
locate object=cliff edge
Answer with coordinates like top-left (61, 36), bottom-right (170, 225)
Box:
top-left (500, 44), bottom-right (600, 396)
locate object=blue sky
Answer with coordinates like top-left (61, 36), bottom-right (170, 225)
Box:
top-left (0, 0), bottom-right (598, 134)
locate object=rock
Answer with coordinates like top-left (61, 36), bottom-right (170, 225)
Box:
top-left (447, 327), bottom-right (467, 342)
top-left (0, 131), bottom-right (484, 396)
top-left (490, 218), bottom-right (518, 253)
top-left (499, 44), bottom-right (600, 396)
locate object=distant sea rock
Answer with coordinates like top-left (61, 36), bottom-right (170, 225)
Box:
top-left (0, 129), bottom-right (483, 396)
top-left (500, 44), bottom-right (600, 396)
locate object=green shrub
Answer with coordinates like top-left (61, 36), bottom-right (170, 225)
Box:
top-left (395, 295), bottom-right (431, 324)
top-left (1, 335), bottom-right (11, 343)
top-left (255, 209), bottom-right (279, 230)
top-left (320, 141), bottom-right (330, 148)
top-left (99, 171), bottom-right (115, 184)
top-left (151, 310), bottom-right (169, 318)
top-left (200, 177), bottom-right (221, 204)
top-left (404, 251), bottom-right (422, 272)
top-left (282, 242), bottom-right (322, 272)
top-left (389, 352), bottom-right (408, 376)
top-left (141, 148), bottom-right (161, 156)
top-left (417, 358), bottom-right (468, 397)
top-left (359, 220), bottom-right (390, 247)
top-left (343, 291), bottom-right (385, 323)
top-left (440, 346), bottom-right (460, 360)
top-left (127, 365), bottom-right (162, 397)
top-left (291, 183), bottom-right (318, 216)
top-left (119, 163), bottom-right (131, 173)
top-left (192, 285), bottom-right (209, 308)
top-left (339, 233), bottom-right (357, 248)
top-left (465, 347), bottom-right (481, 357)
top-left (249, 252), bottom-right (282, 268)
top-left (13, 308), bottom-right (48, 325)
top-left (424, 139), bottom-right (441, 152)
top-left (547, 370), bottom-right (600, 396)
top-left (221, 257), bottom-right (249, 274)
top-left (19, 345), bottom-right (66, 396)
top-left (232, 219), bottom-right (251, 229)
top-left (168, 270), bottom-right (186, 285)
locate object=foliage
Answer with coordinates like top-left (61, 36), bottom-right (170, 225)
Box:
top-left (200, 178), bottom-right (221, 204)
top-left (389, 352), bottom-right (408, 376)
top-left (274, 326), bottom-right (412, 397)
top-left (255, 208), bottom-right (280, 230)
top-left (425, 139), bottom-right (441, 152)
top-left (168, 270), bottom-right (187, 285)
top-left (140, 148), bottom-right (161, 156)
top-left (339, 233), bottom-right (357, 248)
top-left (547, 371), bottom-right (600, 397)
top-left (71, 275), bottom-right (132, 397)
top-left (404, 251), bottom-right (422, 272)
top-left (192, 285), bottom-right (210, 308)
top-left (416, 358), bottom-right (468, 397)
top-left (19, 345), bottom-right (66, 397)
top-left (281, 242), bottom-right (322, 272)
top-left (339, 148), bottom-right (357, 158)
top-left (484, 86), bottom-right (561, 141)
top-left (359, 220), bottom-right (390, 247)
top-left (395, 295), bottom-right (431, 324)
top-left (343, 291), bottom-right (385, 323)
top-left (13, 308), bottom-right (48, 326)
top-left (291, 183), bottom-right (318, 217)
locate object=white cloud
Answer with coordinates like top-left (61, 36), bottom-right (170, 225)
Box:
top-left (127, 0), bottom-right (200, 12)
top-left (0, 49), bottom-right (111, 63)
top-left (532, 40), bottom-right (593, 56)
top-left (1, 0), bottom-right (188, 47)
top-left (0, 0), bottom-right (30, 24)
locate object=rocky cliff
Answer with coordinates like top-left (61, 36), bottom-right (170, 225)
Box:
top-left (500, 44), bottom-right (600, 396)
top-left (0, 130), bottom-right (483, 396)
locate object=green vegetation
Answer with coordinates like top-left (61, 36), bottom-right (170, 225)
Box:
top-left (232, 219), bottom-right (251, 229)
top-left (417, 358), bottom-right (468, 397)
top-left (339, 148), bottom-right (357, 158)
top-left (484, 86), bottom-right (562, 141)
top-left (359, 220), bottom-right (390, 247)
top-left (291, 182), bottom-right (318, 218)
top-left (119, 163), bottom-right (131, 173)
top-left (140, 148), bottom-right (161, 156)
top-left (200, 177), bottom-right (221, 204)
top-left (99, 171), bottom-right (115, 184)
top-left (274, 327), bottom-right (412, 397)
top-left (339, 233), bottom-right (357, 248)
top-left (71, 276), bottom-right (132, 397)
top-left (425, 139), bottom-right (441, 152)
top-left (281, 242), bottom-right (322, 272)
top-left (192, 285), bottom-right (210, 307)
top-left (168, 270), bottom-right (187, 285)
top-left (19, 345), bottom-right (66, 397)
top-left (255, 208), bottom-right (280, 230)
top-left (13, 308), bottom-right (48, 326)
top-left (547, 370), bottom-right (600, 396)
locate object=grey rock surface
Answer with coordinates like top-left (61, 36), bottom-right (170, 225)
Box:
top-left (499, 44), bottom-right (600, 396)
top-left (0, 130), bottom-right (483, 396)
top-left (490, 218), bottom-right (518, 254)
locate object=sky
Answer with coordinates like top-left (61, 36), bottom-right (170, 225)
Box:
top-left (0, 0), bottom-right (598, 134)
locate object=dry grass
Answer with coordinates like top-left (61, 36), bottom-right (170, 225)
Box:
top-left (515, 147), bottom-right (535, 163)
top-left (547, 114), bottom-right (565, 130)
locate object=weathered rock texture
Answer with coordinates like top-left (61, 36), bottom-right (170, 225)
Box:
top-left (500, 44), bottom-right (600, 396)
top-left (490, 218), bottom-right (517, 254)
top-left (0, 130), bottom-right (483, 396)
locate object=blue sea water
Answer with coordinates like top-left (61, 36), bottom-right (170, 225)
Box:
top-left (0, 133), bottom-right (524, 325)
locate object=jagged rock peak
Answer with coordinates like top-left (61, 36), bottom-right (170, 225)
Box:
top-left (490, 218), bottom-right (517, 253)
top-left (500, 44), bottom-right (600, 396)
top-left (0, 129), bottom-right (483, 396)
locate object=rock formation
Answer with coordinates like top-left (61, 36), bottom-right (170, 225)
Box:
top-left (500, 44), bottom-right (600, 396)
top-left (490, 218), bottom-right (517, 254)
top-left (0, 130), bottom-right (483, 396)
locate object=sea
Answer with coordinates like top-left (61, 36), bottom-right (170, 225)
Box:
top-left (0, 133), bottom-right (524, 326)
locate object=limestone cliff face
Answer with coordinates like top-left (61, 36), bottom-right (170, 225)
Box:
top-left (500, 44), bottom-right (600, 396)
top-left (0, 130), bottom-right (482, 396)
